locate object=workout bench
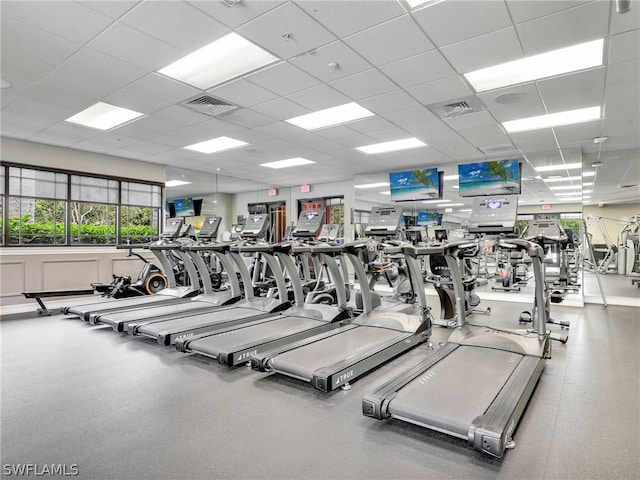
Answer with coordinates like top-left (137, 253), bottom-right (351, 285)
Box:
top-left (22, 289), bottom-right (96, 316)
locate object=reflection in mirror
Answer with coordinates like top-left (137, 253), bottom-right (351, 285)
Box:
top-left (165, 166), bottom-right (258, 242)
top-left (354, 152), bottom-right (590, 310)
top-left (581, 148), bottom-right (640, 306)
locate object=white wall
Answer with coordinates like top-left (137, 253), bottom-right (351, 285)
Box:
top-left (1, 137), bottom-right (165, 182)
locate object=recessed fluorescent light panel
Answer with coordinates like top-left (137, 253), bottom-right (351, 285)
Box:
top-left (185, 136), bottom-right (248, 154)
top-left (260, 158), bottom-right (316, 169)
top-left (543, 176), bottom-right (583, 183)
top-left (503, 106), bottom-right (601, 133)
top-left (165, 180), bottom-right (192, 187)
top-left (65, 102), bottom-right (144, 130)
top-left (422, 199), bottom-right (448, 204)
top-left (406, 0), bottom-right (444, 9)
top-left (443, 175), bottom-right (459, 181)
top-left (285, 103), bottom-right (374, 130)
top-left (465, 39), bottom-right (604, 92)
top-left (441, 203), bottom-right (464, 207)
top-left (356, 138), bottom-right (426, 154)
top-left (549, 185), bottom-right (581, 190)
top-left (535, 162), bottom-right (583, 172)
top-left (159, 32), bottom-right (279, 89)
top-left (354, 182), bottom-right (390, 189)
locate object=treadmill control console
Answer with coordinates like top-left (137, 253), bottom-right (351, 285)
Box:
top-left (292, 210), bottom-right (325, 237)
top-left (365, 206), bottom-right (402, 237)
top-left (525, 219), bottom-right (568, 243)
top-left (162, 218), bottom-right (184, 239)
top-left (318, 224), bottom-right (340, 242)
top-left (241, 214), bottom-right (269, 239)
top-left (468, 196), bottom-right (518, 234)
top-left (197, 216), bottom-right (221, 239)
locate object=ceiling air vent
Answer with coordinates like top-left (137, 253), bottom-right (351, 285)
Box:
top-left (479, 143), bottom-right (518, 155)
top-left (181, 95), bottom-right (238, 117)
top-left (426, 95), bottom-right (487, 119)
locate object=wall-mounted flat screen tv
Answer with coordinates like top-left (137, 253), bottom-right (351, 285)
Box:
top-left (173, 197), bottom-right (195, 217)
top-left (458, 159), bottom-right (521, 197)
top-left (417, 211), bottom-right (442, 226)
top-left (389, 168), bottom-right (441, 202)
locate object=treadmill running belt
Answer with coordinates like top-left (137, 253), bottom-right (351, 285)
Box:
top-left (136, 307), bottom-right (263, 337)
top-left (187, 316), bottom-right (327, 357)
top-left (270, 326), bottom-right (409, 381)
top-left (387, 346), bottom-right (522, 438)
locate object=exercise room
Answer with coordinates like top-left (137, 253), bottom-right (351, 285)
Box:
top-left (1, 1), bottom-right (638, 479)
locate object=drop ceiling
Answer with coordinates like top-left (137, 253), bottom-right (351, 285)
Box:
top-left (1, 0), bottom-right (638, 209)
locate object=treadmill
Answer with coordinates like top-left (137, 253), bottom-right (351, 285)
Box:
top-left (125, 214), bottom-right (293, 346)
top-left (250, 207), bottom-right (433, 392)
top-left (175, 210), bottom-right (353, 367)
top-left (362, 196), bottom-right (552, 458)
top-left (61, 218), bottom-right (200, 321)
top-left (89, 216), bottom-right (245, 331)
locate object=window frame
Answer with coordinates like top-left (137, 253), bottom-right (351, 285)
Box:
top-left (0, 162), bottom-right (163, 247)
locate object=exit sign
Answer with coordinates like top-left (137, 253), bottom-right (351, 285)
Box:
top-left (301, 184), bottom-right (311, 193)
top-left (542, 204), bottom-right (551, 210)
top-left (268, 188), bottom-right (278, 196)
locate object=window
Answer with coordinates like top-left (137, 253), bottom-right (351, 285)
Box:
top-left (1, 163), bottom-right (163, 247)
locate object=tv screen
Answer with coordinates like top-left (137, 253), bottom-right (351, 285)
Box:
top-left (166, 201), bottom-right (176, 218)
top-left (458, 159), bottom-right (521, 197)
top-left (389, 168), bottom-right (441, 202)
top-left (417, 211), bottom-right (442, 226)
top-left (193, 199), bottom-right (203, 217)
top-left (173, 197), bottom-right (195, 217)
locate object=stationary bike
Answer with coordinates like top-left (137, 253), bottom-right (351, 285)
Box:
top-left (425, 242), bottom-right (490, 327)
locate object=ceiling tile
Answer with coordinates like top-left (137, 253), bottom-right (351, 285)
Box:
top-left (608, 29), bottom-right (640, 64)
top-left (379, 50), bottom-right (457, 88)
top-left (62, 48), bottom-right (147, 87)
top-left (442, 111), bottom-right (498, 130)
top-left (610, 4), bottom-right (640, 34)
top-left (405, 76), bottom-right (473, 105)
top-left (245, 62), bottom-right (321, 96)
top-left (509, 129), bottom-right (559, 152)
top-left (607, 59), bottom-right (640, 87)
top-left (477, 82), bottom-right (542, 109)
top-left (288, 41), bottom-right (372, 82)
top-left (250, 98), bottom-right (308, 120)
top-left (0, 51), bottom-right (57, 84)
top-left (295, 0), bottom-right (406, 37)
top-left (412, 0), bottom-right (512, 47)
top-left (237, 2), bottom-right (336, 60)
top-left (537, 67), bottom-right (606, 100)
top-left (126, 73), bottom-right (201, 104)
top-left (254, 121), bottom-right (305, 139)
top-left (554, 121), bottom-right (603, 146)
top-left (506, 0), bottom-right (591, 24)
top-left (343, 14), bottom-right (434, 66)
top-left (440, 27), bottom-right (524, 73)
top-left (23, 68), bottom-right (120, 110)
top-left (358, 90), bottom-right (422, 115)
top-left (187, 0), bottom-right (286, 29)
top-left (287, 84), bottom-right (350, 110)
top-left (77, 1), bottom-right (139, 19)
top-left (222, 108), bottom-right (275, 129)
top-left (207, 79), bottom-right (279, 107)
top-left (516, 1), bottom-right (610, 55)
top-left (103, 88), bottom-right (171, 115)
top-left (1, 17), bottom-right (80, 65)
top-left (153, 105), bottom-right (213, 127)
top-left (1, 1), bottom-right (114, 44)
top-left (328, 69), bottom-right (397, 100)
top-left (543, 89), bottom-right (604, 113)
top-left (87, 22), bottom-right (183, 71)
top-left (120, 2), bottom-right (228, 52)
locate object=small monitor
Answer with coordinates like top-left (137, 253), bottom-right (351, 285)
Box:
top-left (434, 229), bottom-right (448, 241)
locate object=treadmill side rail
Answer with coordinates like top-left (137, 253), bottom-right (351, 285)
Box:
top-left (469, 355), bottom-right (546, 458)
top-left (314, 331), bottom-right (430, 392)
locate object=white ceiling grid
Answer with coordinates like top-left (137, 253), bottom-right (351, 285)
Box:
top-left (0, 0), bottom-right (638, 208)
